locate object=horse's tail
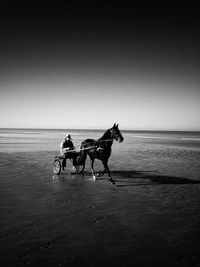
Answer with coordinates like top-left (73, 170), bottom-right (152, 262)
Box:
top-left (77, 142), bottom-right (87, 165)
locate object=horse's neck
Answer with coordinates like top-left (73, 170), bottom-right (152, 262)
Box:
top-left (99, 129), bottom-right (110, 140)
top-left (98, 129), bottom-right (113, 147)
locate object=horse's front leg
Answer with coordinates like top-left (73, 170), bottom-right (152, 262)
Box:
top-left (103, 160), bottom-right (115, 185)
top-left (97, 158), bottom-right (107, 177)
top-left (90, 159), bottom-right (96, 180)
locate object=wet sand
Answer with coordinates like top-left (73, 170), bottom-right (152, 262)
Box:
top-left (0, 151), bottom-right (200, 266)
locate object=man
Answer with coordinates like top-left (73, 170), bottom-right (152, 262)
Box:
top-left (60, 134), bottom-right (77, 171)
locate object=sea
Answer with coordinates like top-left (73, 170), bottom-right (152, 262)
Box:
top-left (0, 128), bottom-right (200, 180)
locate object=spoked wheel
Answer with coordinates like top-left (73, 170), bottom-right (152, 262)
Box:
top-left (53, 159), bottom-right (61, 174)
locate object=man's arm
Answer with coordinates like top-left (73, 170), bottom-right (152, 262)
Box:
top-left (69, 141), bottom-right (75, 150)
top-left (60, 141), bottom-right (67, 154)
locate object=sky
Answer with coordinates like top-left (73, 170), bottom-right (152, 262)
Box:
top-left (0, 3), bottom-right (200, 130)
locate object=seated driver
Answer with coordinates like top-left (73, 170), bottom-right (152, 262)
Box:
top-left (60, 134), bottom-right (77, 171)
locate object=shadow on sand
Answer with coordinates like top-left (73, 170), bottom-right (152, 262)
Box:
top-left (107, 171), bottom-right (200, 187)
top-left (58, 170), bottom-right (200, 187)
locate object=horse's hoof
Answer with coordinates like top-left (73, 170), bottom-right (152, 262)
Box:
top-left (110, 179), bottom-right (115, 185)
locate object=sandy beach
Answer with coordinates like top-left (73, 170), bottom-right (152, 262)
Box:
top-left (1, 2), bottom-right (200, 265)
top-left (1, 148), bottom-right (200, 266)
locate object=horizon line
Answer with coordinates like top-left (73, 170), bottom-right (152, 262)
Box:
top-left (0, 127), bottom-right (200, 132)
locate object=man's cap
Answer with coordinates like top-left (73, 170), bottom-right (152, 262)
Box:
top-left (65, 134), bottom-right (72, 140)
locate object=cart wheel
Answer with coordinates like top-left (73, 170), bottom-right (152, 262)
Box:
top-left (53, 159), bottom-right (61, 174)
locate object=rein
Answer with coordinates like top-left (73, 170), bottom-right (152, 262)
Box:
top-left (68, 138), bottom-right (114, 153)
top-left (83, 138), bottom-right (113, 147)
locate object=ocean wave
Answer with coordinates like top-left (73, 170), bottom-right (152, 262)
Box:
top-left (180, 138), bottom-right (200, 141)
top-left (0, 141), bottom-right (47, 144)
top-left (133, 135), bottom-right (200, 141)
top-left (133, 135), bottom-right (169, 140)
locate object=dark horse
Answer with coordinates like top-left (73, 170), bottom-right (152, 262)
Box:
top-left (77, 123), bottom-right (124, 185)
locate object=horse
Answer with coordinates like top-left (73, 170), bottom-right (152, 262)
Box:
top-left (77, 123), bottom-right (124, 185)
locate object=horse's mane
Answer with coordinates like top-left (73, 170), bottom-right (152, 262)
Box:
top-left (97, 129), bottom-right (111, 142)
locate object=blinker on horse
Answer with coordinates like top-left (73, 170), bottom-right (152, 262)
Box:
top-left (77, 123), bottom-right (124, 185)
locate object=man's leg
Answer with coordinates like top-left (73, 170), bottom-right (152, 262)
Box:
top-left (61, 155), bottom-right (66, 170)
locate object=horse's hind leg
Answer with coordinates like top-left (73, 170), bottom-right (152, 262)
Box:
top-left (79, 157), bottom-right (86, 175)
top-left (90, 159), bottom-right (96, 180)
top-left (80, 163), bottom-right (85, 175)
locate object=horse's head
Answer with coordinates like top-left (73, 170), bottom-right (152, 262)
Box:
top-left (110, 123), bottom-right (124, 143)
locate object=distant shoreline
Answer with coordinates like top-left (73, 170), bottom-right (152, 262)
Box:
top-left (0, 128), bottom-right (200, 134)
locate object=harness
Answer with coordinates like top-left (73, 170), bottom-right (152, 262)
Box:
top-left (96, 138), bottom-right (113, 151)
top-left (97, 146), bottom-right (104, 151)
top-left (64, 138), bottom-right (113, 153)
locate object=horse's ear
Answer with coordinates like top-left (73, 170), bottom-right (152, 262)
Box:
top-left (116, 124), bottom-right (119, 127)
top-left (113, 123), bottom-right (116, 128)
